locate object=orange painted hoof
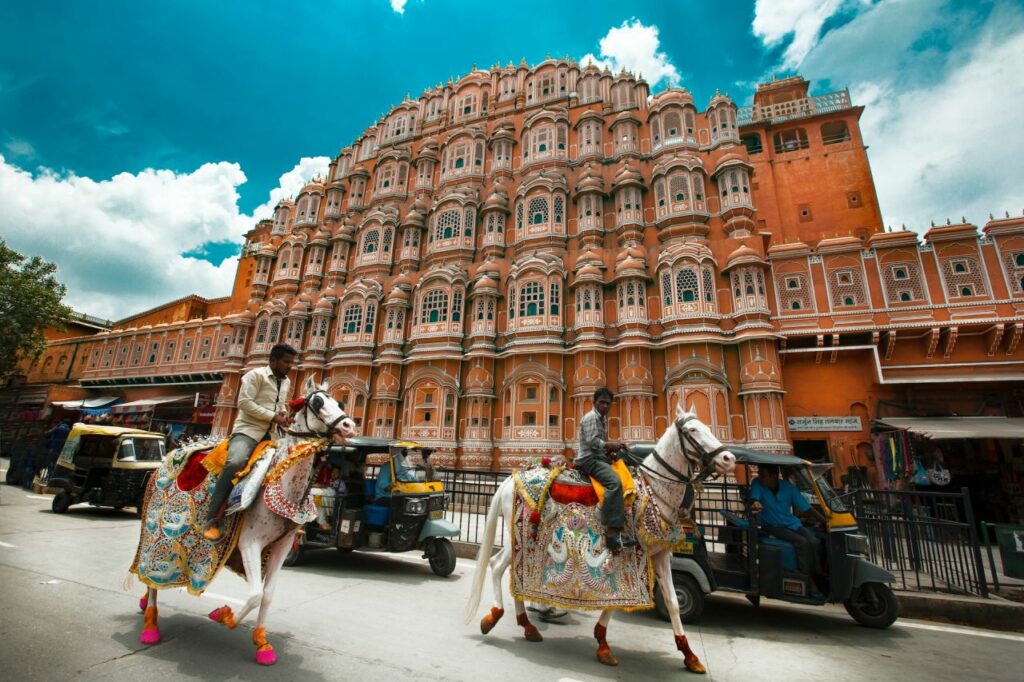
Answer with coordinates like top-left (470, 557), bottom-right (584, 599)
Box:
top-left (480, 607), bottom-right (504, 635)
top-left (516, 613), bottom-right (543, 642)
top-left (684, 655), bottom-right (706, 674)
top-left (208, 605), bottom-right (236, 629)
top-left (596, 646), bottom-right (619, 667)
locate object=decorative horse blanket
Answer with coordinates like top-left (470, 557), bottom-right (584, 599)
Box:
top-left (130, 442), bottom-right (244, 595)
top-left (509, 466), bottom-right (655, 612)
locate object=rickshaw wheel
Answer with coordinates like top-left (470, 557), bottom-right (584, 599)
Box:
top-left (844, 582), bottom-right (898, 628)
top-left (654, 574), bottom-right (704, 623)
top-left (428, 538), bottom-right (456, 577)
top-left (51, 491), bottom-right (72, 514)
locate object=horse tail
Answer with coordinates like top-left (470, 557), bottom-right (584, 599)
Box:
top-left (464, 476), bottom-right (507, 624)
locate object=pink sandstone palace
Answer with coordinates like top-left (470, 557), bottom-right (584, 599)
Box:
top-left (9, 59), bottom-right (1024, 517)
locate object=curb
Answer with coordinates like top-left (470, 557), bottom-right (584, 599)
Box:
top-left (896, 591), bottom-right (1024, 633)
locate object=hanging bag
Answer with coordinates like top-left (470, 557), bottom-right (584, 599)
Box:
top-left (927, 461), bottom-right (951, 486)
top-left (912, 458), bottom-right (930, 486)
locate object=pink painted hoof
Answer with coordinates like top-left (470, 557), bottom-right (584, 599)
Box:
top-left (255, 647), bottom-right (277, 665)
top-left (140, 628), bottom-right (160, 645)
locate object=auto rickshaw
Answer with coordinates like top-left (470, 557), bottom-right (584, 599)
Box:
top-left (48, 423), bottom-right (167, 514)
top-left (652, 447), bottom-right (899, 628)
top-left (285, 437), bottom-right (460, 576)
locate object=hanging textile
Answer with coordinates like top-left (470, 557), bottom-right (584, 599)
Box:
top-left (872, 430), bottom-right (915, 482)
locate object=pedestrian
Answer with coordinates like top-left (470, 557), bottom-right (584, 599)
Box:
top-left (44, 418), bottom-right (71, 481)
top-left (202, 343), bottom-right (297, 541)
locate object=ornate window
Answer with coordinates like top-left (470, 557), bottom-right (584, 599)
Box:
top-left (660, 263), bottom-right (718, 316)
top-left (362, 231), bottom-right (380, 254)
top-left (435, 209), bottom-right (461, 240)
top-left (612, 83), bottom-right (635, 110)
top-left (343, 304), bottom-right (363, 334)
top-left (384, 308), bottom-right (405, 342)
top-left (719, 168), bottom-right (751, 210)
top-left (578, 194), bottom-right (602, 229)
top-left (518, 281), bottom-right (545, 317)
top-left (1003, 250), bottom-right (1024, 296)
top-left (710, 107), bottom-right (738, 143)
top-left (613, 121), bottom-right (639, 154)
top-left (420, 289), bottom-right (448, 324)
top-left (523, 123), bottom-right (568, 163)
top-left (492, 140), bottom-right (512, 170)
top-left (731, 269), bottom-right (768, 314)
top-left (942, 256), bottom-right (987, 298)
top-left (575, 285), bottom-right (603, 327)
top-left (776, 272), bottom-right (813, 312)
top-left (578, 120), bottom-right (603, 157)
top-left (617, 281), bottom-right (647, 322)
top-left (615, 188), bottom-right (643, 225)
top-left (773, 128), bottom-right (809, 153)
top-left (882, 261), bottom-right (926, 304)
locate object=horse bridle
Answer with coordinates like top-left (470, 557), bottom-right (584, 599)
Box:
top-left (286, 390), bottom-right (349, 439)
top-left (637, 415), bottom-right (728, 486)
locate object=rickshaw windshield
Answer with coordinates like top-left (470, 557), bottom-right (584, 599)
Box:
top-left (118, 438), bottom-right (166, 462)
top-left (793, 467), bottom-right (849, 513)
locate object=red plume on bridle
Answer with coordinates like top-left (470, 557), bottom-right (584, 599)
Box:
top-left (287, 397), bottom-right (306, 412)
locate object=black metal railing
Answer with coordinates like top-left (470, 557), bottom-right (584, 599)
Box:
top-left (436, 468), bottom-right (510, 548)
top-left (841, 487), bottom-right (988, 597)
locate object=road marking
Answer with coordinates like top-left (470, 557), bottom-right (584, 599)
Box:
top-left (0, 540), bottom-right (16, 548)
top-left (898, 620), bottom-right (1024, 642)
top-left (27, 495), bottom-right (53, 500)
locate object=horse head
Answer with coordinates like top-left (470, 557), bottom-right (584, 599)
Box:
top-left (290, 376), bottom-right (359, 441)
top-left (657, 404), bottom-right (737, 479)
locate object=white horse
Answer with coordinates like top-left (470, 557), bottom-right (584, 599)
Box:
top-left (130, 377), bottom-right (357, 664)
top-left (465, 405), bottom-right (736, 673)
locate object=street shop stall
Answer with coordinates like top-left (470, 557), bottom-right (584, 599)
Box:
top-left (874, 417), bottom-right (1024, 524)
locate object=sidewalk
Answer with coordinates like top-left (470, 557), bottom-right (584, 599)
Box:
top-left (896, 590), bottom-right (1024, 632)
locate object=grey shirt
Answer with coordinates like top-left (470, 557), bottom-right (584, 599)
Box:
top-left (577, 408), bottom-right (608, 466)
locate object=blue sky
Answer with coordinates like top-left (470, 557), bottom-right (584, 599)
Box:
top-left (1, 0), bottom-right (1022, 319)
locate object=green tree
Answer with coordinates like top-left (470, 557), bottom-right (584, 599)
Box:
top-left (0, 240), bottom-right (73, 378)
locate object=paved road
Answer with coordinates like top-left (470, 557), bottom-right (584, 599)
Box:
top-left (1, 478), bottom-right (1021, 681)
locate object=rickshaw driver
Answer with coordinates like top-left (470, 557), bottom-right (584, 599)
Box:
top-left (203, 344), bottom-right (297, 541)
top-left (576, 387), bottom-right (635, 552)
top-left (749, 464), bottom-right (825, 598)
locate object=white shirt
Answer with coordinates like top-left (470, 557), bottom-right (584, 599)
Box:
top-left (231, 366), bottom-right (290, 441)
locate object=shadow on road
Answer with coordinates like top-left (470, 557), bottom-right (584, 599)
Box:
top-left (107, 610), bottom-right (330, 680)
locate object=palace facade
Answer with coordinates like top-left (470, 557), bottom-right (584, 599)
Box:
top-left (12, 60), bottom-right (1024, 517)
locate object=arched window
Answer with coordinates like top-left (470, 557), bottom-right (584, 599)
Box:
top-left (676, 268), bottom-right (698, 303)
top-left (420, 289), bottom-right (449, 324)
top-left (821, 121), bottom-right (851, 145)
top-left (435, 209), bottom-right (461, 240)
top-left (362, 230), bottom-right (379, 254)
top-left (519, 281), bottom-right (545, 317)
top-left (549, 282), bottom-right (560, 315)
top-left (343, 305), bottom-right (363, 334)
top-left (529, 197), bottom-right (549, 225)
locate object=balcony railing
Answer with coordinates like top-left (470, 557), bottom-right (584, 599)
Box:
top-left (737, 89), bottom-right (852, 125)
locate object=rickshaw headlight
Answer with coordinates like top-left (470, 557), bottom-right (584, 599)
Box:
top-left (406, 498), bottom-right (428, 515)
top-left (847, 533), bottom-right (869, 556)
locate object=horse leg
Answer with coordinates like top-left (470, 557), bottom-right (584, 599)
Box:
top-left (653, 550), bottom-right (705, 674)
top-left (514, 598), bottom-right (542, 642)
top-left (230, 536), bottom-right (267, 629)
top-left (140, 588), bottom-right (160, 645)
top-left (480, 543), bottom-right (511, 634)
top-left (248, 530), bottom-right (295, 665)
top-left (594, 609), bottom-right (617, 666)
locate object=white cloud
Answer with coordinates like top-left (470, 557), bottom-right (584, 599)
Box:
top-left (250, 156), bottom-right (330, 221)
top-left (581, 19), bottom-right (681, 88)
top-left (795, 0), bottom-right (1024, 230)
top-left (0, 155), bottom-right (330, 321)
top-left (752, 0), bottom-right (848, 69)
top-left (390, 0), bottom-right (407, 14)
top-left (4, 137), bottom-right (35, 159)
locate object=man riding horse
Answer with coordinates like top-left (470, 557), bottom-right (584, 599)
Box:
top-left (203, 343), bottom-right (296, 541)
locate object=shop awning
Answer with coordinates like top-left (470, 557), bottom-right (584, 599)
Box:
top-left (876, 417), bottom-right (1024, 440)
top-left (109, 396), bottom-right (192, 414)
top-left (51, 396), bottom-right (120, 409)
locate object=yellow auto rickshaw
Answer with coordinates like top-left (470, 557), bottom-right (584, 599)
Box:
top-left (48, 423), bottom-right (166, 514)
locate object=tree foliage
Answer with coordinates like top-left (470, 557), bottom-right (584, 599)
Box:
top-left (0, 240), bottom-right (73, 378)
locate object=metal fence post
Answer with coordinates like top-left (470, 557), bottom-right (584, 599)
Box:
top-left (980, 521), bottom-right (1001, 593)
top-left (962, 486), bottom-right (989, 598)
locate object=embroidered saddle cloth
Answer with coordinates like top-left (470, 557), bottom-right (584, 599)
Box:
top-left (509, 466), bottom-right (654, 611)
top-left (130, 442), bottom-right (244, 595)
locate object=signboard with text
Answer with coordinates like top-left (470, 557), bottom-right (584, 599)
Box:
top-left (787, 416), bottom-right (862, 432)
